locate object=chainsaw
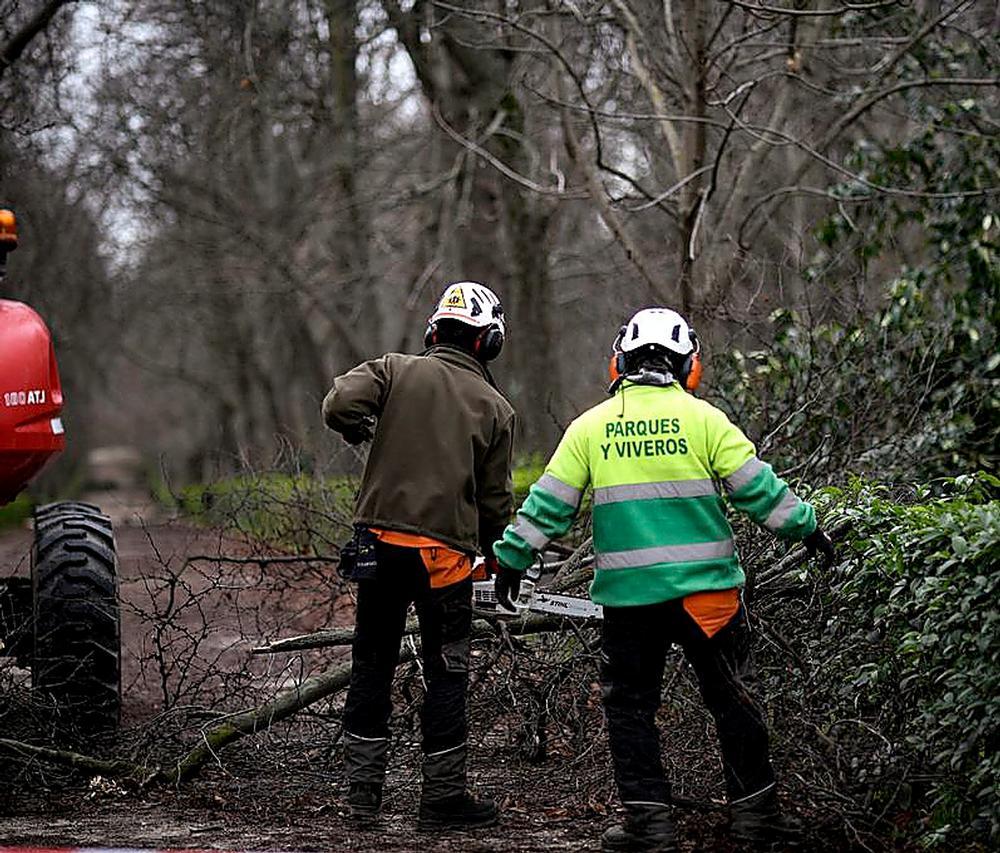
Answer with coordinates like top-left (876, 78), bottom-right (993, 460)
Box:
top-left (472, 558), bottom-right (603, 620)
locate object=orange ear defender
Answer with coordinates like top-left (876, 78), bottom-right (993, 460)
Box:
top-left (608, 353), bottom-right (622, 385)
top-left (684, 351), bottom-right (703, 392)
top-left (607, 325), bottom-right (628, 393)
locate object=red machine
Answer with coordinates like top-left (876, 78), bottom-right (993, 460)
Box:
top-left (0, 208), bottom-right (120, 735)
top-left (0, 209), bottom-right (66, 502)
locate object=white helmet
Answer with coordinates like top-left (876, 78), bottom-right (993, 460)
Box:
top-left (615, 307), bottom-right (696, 356)
top-left (428, 281), bottom-right (506, 334)
top-left (610, 307), bottom-right (702, 392)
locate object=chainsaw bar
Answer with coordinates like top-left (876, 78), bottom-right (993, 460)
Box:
top-left (472, 580), bottom-right (603, 620)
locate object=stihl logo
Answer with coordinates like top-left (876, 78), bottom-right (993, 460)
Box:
top-left (3, 389), bottom-right (46, 407)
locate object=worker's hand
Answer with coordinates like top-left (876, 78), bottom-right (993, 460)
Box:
top-left (341, 416), bottom-right (375, 445)
top-left (494, 563), bottom-right (522, 612)
top-left (804, 527), bottom-right (835, 569)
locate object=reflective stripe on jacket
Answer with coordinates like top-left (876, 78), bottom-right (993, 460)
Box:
top-left (494, 382), bottom-right (816, 607)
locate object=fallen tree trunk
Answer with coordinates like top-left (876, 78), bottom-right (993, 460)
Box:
top-left (3, 612), bottom-right (570, 785)
top-left (11, 521), bottom-right (847, 786)
top-left (251, 546), bottom-right (597, 657)
top-left (172, 612), bottom-right (565, 782)
top-left (253, 610), bottom-right (565, 655)
top-left (0, 737), bottom-right (143, 779)
top-left (167, 653), bottom-right (405, 783)
top-left (251, 618), bottom-right (416, 655)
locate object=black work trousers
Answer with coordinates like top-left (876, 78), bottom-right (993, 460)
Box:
top-left (342, 541), bottom-right (472, 754)
top-left (601, 598), bottom-right (775, 805)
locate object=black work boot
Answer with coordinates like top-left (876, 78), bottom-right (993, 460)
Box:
top-left (418, 792), bottom-right (499, 830)
top-left (343, 732), bottom-right (389, 823)
top-left (730, 786), bottom-right (803, 848)
top-left (601, 803), bottom-right (677, 852)
top-left (347, 782), bottom-right (383, 823)
top-left (417, 744), bottom-right (498, 830)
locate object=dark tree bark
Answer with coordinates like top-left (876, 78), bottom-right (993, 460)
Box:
top-left (0, 0), bottom-right (76, 79)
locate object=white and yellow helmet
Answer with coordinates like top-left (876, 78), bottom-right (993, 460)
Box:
top-left (428, 282), bottom-right (505, 333)
top-left (425, 281), bottom-right (506, 360)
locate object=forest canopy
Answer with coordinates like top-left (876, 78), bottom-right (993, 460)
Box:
top-left (1, 0), bottom-right (996, 481)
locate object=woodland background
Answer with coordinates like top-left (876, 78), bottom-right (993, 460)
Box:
top-left (0, 1), bottom-right (998, 850)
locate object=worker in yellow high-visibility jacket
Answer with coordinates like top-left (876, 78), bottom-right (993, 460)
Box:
top-left (494, 308), bottom-right (834, 852)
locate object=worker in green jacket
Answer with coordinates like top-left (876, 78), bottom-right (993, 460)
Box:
top-left (494, 308), bottom-right (834, 852)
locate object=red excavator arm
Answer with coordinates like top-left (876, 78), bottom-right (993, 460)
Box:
top-left (0, 209), bottom-right (66, 505)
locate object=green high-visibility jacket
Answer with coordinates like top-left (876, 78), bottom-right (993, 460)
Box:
top-left (494, 382), bottom-right (817, 607)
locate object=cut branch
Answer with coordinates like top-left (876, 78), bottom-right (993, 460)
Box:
top-left (166, 656), bottom-right (375, 783)
top-left (754, 518), bottom-right (854, 590)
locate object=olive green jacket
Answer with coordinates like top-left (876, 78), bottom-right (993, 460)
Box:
top-left (322, 346), bottom-right (515, 555)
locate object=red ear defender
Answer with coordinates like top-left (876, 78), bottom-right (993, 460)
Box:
top-left (685, 351), bottom-right (703, 392)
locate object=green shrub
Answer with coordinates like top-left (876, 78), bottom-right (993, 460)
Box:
top-left (169, 456), bottom-right (554, 551)
top-left (513, 454), bottom-right (546, 503)
top-left (171, 474), bottom-right (356, 552)
top-left (807, 473), bottom-right (1000, 842)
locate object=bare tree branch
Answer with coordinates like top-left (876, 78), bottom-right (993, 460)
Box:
top-left (725, 0), bottom-right (903, 17)
top-left (431, 101), bottom-right (586, 198)
top-left (0, 0), bottom-right (77, 79)
top-left (559, 79), bottom-right (666, 302)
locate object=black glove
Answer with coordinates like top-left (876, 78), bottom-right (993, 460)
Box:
top-left (341, 416), bottom-right (375, 445)
top-left (483, 555), bottom-right (500, 578)
top-left (494, 563), bottom-right (522, 612)
top-left (804, 527), bottom-right (835, 569)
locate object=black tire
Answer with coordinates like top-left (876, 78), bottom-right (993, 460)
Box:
top-left (31, 501), bottom-right (121, 734)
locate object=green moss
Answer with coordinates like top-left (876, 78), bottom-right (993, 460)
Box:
top-left (0, 494), bottom-right (33, 529)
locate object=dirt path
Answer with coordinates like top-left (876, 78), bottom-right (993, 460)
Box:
top-left (0, 518), bottom-right (605, 851)
top-left (0, 517), bottom-right (789, 852)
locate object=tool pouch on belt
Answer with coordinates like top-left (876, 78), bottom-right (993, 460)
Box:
top-left (339, 526), bottom-right (378, 581)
